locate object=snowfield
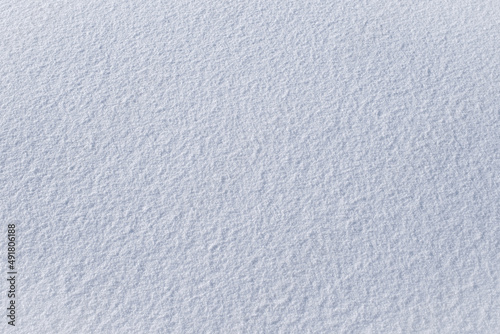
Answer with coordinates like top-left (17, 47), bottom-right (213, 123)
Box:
top-left (1, 1), bottom-right (499, 333)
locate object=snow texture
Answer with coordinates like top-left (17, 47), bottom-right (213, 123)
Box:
top-left (1, 1), bottom-right (499, 333)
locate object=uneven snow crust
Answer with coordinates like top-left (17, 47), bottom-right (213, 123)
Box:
top-left (1, 1), bottom-right (499, 333)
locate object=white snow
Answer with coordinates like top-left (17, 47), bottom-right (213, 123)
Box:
top-left (1, 1), bottom-right (499, 333)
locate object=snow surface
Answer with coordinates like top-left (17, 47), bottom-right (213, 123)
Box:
top-left (1, 1), bottom-right (499, 333)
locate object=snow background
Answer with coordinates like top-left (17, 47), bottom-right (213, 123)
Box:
top-left (1, 0), bottom-right (499, 333)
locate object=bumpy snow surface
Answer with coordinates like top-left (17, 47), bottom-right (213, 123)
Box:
top-left (1, 1), bottom-right (499, 333)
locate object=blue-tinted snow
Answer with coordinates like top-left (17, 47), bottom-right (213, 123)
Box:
top-left (1, 1), bottom-right (499, 333)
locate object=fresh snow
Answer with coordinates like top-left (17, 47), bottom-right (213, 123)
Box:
top-left (1, 1), bottom-right (499, 333)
